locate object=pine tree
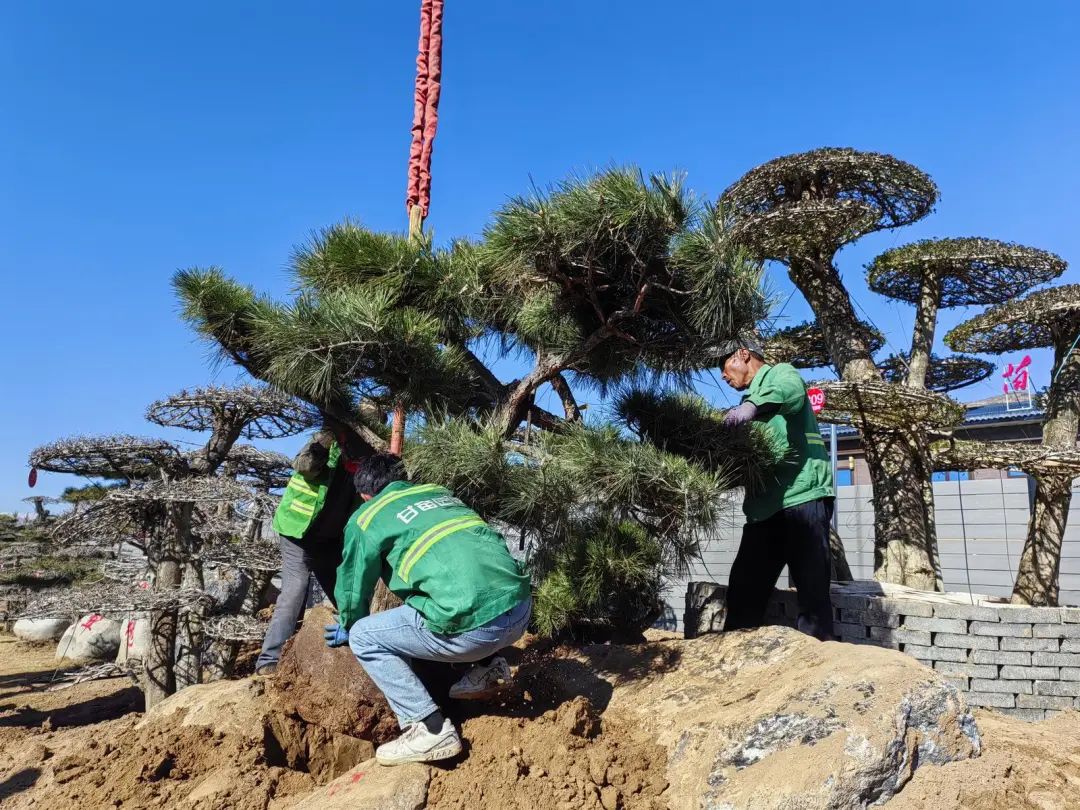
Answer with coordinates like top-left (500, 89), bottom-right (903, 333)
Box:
top-left (175, 168), bottom-right (777, 636)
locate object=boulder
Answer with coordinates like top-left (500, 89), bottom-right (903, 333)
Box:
top-left (268, 605), bottom-right (400, 744)
top-left (12, 617), bottom-right (69, 643)
top-left (560, 626), bottom-right (981, 809)
top-left (288, 759), bottom-right (430, 810)
top-left (55, 614), bottom-right (122, 664)
top-left (115, 613), bottom-right (150, 665)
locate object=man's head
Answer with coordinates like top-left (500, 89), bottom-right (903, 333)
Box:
top-left (353, 452), bottom-right (407, 501)
top-left (717, 337), bottom-right (767, 391)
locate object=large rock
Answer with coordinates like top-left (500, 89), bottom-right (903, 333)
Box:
top-left (287, 759), bottom-right (430, 810)
top-left (55, 614), bottom-right (122, 663)
top-left (12, 617), bottom-right (69, 642)
top-left (562, 626), bottom-right (981, 809)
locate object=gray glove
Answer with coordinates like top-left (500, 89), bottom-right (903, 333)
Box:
top-left (722, 401), bottom-right (759, 427)
top-left (293, 430), bottom-right (334, 478)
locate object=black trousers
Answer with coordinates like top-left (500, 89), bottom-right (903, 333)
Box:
top-left (722, 497), bottom-right (835, 641)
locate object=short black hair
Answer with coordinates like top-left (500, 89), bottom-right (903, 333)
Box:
top-left (353, 452), bottom-right (406, 497)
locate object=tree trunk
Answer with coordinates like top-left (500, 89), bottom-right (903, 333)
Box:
top-left (905, 277), bottom-right (940, 390)
top-left (828, 526), bottom-right (853, 581)
top-left (370, 579), bottom-right (403, 613)
top-left (788, 256), bottom-right (943, 589)
top-left (143, 503), bottom-right (191, 708)
top-left (1011, 338), bottom-right (1079, 605)
top-left (173, 602), bottom-right (205, 689)
top-left (1012, 474), bottom-right (1072, 606)
top-left (145, 605), bottom-right (177, 709)
top-left (862, 424), bottom-right (944, 590)
top-left (787, 258), bottom-right (879, 382)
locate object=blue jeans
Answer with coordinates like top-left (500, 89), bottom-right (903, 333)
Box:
top-left (348, 597), bottom-right (532, 726)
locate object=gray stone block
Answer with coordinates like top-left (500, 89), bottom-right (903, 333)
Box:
top-left (972, 649), bottom-right (1030, 666)
top-left (995, 606), bottom-right (1061, 624)
top-left (1034, 623), bottom-right (1080, 638)
top-left (840, 608), bottom-right (898, 628)
top-left (1017, 693), bottom-right (1075, 710)
top-left (970, 621), bottom-right (1032, 638)
top-left (864, 604), bottom-right (903, 628)
top-left (1034, 680), bottom-right (1080, 697)
top-left (830, 593), bottom-right (871, 610)
top-left (999, 707), bottom-right (1046, 721)
top-left (901, 644), bottom-right (967, 663)
top-left (835, 622), bottom-right (868, 640)
top-left (933, 632), bottom-right (997, 650)
top-left (895, 629), bottom-right (933, 646)
top-left (1063, 639), bottom-right (1080, 653)
top-left (1001, 637), bottom-right (1060, 652)
top-left (1032, 651), bottom-right (1080, 667)
top-left (1001, 665), bottom-right (1060, 680)
top-left (902, 616), bottom-right (967, 634)
top-left (931, 603), bottom-right (999, 622)
top-left (1062, 668), bottom-right (1080, 681)
top-left (970, 678), bottom-right (1032, 694)
top-left (934, 661), bottom-right (998, 679)
top-left (940, 675), bottom-right (969, 691)
top-left (867, 626), bottom-right (900, 647)
top-left (965, 691), bottom-right (1015, 708)
top-left (883, 599), bottom-right (934, 619)
top-left (1061, 607), bottom-right (1080, 623)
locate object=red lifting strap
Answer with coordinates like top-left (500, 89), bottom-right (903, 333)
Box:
top-left (406, 0), bottom-right (444, 218)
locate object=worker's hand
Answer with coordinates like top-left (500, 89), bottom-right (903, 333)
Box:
top-left (323, 622), bottom-right (349, 648)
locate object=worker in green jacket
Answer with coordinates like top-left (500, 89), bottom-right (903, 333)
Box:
top-left (255, 429), bottom-right (358, 674)
top-left (323, 452), bottom-right (532, 766)
top-left (717, 336), bottom-right (835, 641)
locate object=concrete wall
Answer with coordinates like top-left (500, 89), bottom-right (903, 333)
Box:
top-left (655, 477), bottom-right (1080, 633)
top-left (684, 581), bottom-right (1080, 722)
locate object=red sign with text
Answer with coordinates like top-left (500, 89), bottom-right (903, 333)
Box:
top-left (807, 387), bottom-right (825, 414)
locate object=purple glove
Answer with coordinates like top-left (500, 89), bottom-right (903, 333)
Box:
top-left (723, 400), bottom-right (758, 427)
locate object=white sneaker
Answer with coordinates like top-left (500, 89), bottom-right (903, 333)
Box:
top-left (448, 656), bottom-right (513, 700)
top-left (375, 719), bottom-right (462, 765)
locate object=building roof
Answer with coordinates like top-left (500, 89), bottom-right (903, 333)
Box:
top-left (828, 391), bottom-right (1042, 437)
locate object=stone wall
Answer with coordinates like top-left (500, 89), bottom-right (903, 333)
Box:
top-left (685, 580), bottom-right (1080, 721)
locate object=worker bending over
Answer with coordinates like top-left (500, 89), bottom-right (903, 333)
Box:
top-left (256, 430), bottom-right (357, 675)
top-left (324, 453), bottom-right (532, 765)
top-left (718, 337), bottom-right (835, 641)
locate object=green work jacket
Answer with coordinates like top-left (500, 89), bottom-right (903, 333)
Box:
top-left (742, 363), bottom-right (833, 523)
top-left (335, 481), bottom-right (531, 634)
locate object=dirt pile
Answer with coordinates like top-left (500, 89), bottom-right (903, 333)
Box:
top-left (427, 696), bottom-right (668, 810)
top-left (0, 678), bottom-right (315, 810)
top-left (885, 709), bottom-right (1080, 809)
top-left (4, 623), bottom-right (1080, 810)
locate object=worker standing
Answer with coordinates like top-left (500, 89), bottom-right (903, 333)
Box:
top-left (255, 429), bottom-right (358, 674)
top-left (717, 337), bottom-right (835, 641)
top-left (324, 452), bottom-right (532, 765)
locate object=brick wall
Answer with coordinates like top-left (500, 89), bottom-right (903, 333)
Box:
top-left (684, 580), bottom-right (1080, 722)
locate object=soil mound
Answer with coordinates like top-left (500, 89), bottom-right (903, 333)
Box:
top-left (427, 696), bottom-right (669, 810)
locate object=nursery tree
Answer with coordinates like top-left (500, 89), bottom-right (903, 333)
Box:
top-left (27, 385), bottom-right (311, 706)
top-left (945, 284), bottom-right (1080, 606)
top-left (175, 168), bottom-right (777, 635)
top-left (721, 148), bottom-right (1060, 590)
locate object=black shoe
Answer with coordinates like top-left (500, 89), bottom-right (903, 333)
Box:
top-left (255, 663), bottom-right (277, 676)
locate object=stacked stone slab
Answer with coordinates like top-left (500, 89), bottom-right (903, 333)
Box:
top-left (685, 580), bottom-right (1080, 721)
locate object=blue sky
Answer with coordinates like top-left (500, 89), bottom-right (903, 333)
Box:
top-left (2, 1), bottom-right (1078, 514)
